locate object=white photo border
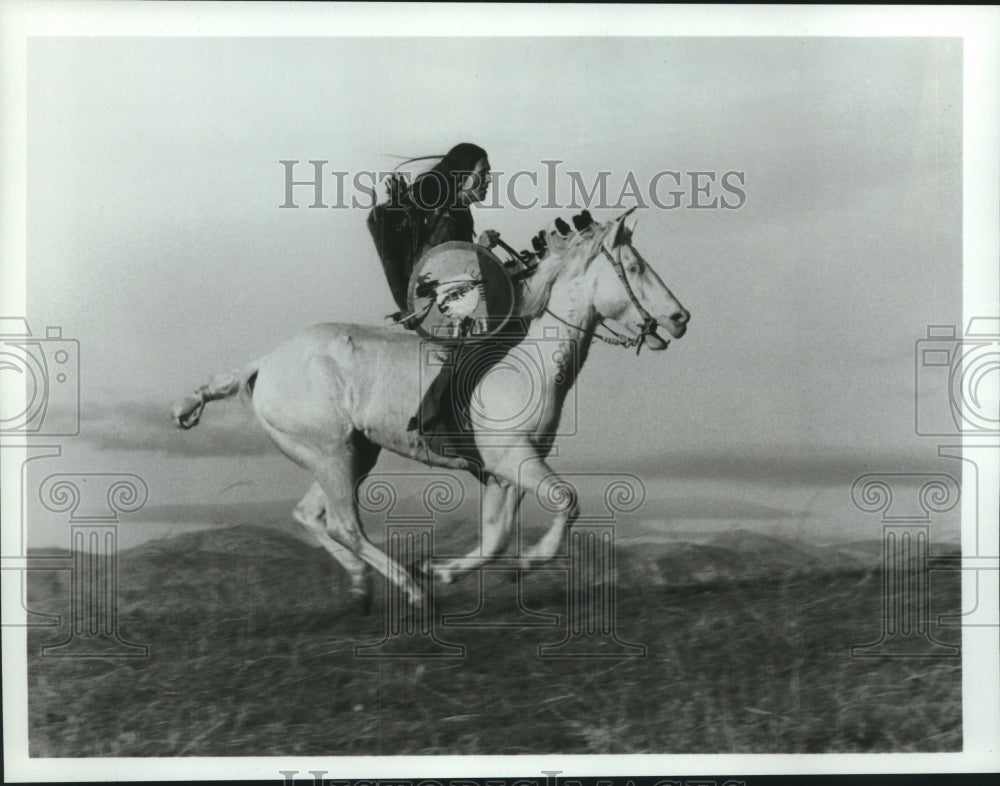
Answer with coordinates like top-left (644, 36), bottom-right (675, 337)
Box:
top-left (2, 2), bottom-right (997, 782)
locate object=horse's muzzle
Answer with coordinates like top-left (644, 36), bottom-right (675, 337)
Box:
top-left (657, 308), bottom-right (690, 342)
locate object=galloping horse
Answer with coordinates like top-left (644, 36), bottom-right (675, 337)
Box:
top-left (172, 209), bottom-right (689, 608)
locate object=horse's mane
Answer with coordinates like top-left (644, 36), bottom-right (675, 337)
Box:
top-left (515, 219), bottom-right (612, 319)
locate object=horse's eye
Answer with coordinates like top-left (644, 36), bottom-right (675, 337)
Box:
top-left (627, 265), bottom-right (640, 276)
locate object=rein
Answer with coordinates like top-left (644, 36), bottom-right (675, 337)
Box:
top-left (542, 242), bottom-right (665, 355)
top-left (543, 306), bottom-right (651, 351)
top-left (599, 244), bottom-right (661, 353)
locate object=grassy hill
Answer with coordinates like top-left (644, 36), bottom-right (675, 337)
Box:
top-left (26, 523), bottom-right (961, 756)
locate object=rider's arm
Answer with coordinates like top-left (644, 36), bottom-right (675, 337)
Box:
top-left (425, 208), bottom-right (498, 249)
top-left (478, 229), bottom-right (500, 248)
top-left (425, 208), bottom-right (471, 247)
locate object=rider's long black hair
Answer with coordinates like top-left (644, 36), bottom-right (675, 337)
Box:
top-left (397, 142), bottom-right (488, 213)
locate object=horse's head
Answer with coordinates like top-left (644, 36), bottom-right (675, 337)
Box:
top-left (588, 209), bottom-right (690, 350)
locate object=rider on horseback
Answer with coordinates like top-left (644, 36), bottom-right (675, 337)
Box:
top-left (367, 143), bottom-right (508, 463)
top-left (369, 143), bottom-right (500, 313)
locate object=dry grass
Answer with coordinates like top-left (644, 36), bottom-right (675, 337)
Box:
top-left (26, 525), bottom-right (962, 756)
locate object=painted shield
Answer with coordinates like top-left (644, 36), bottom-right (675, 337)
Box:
top-left (406, 241), bottom-right (516, 342)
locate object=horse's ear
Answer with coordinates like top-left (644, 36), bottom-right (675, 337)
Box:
top-left (623, 209), bottom-right (639, 237)
top-left (606, 206), bottom-right (637, 249)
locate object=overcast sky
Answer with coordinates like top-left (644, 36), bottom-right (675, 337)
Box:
top-left (20, 35), bottom-right (964, 523)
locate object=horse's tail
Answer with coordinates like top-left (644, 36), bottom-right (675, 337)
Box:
top-left (171, 360), bottom-right (262, 430)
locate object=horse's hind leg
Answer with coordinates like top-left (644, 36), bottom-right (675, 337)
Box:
top-left (312, 440), bottom-right (427, 607)
top-left (259, 422), bottom-right (393, 610)
top-left (293, 483), bottom-right (372, 611)
top-left (320, 480), bottom-right (426, 607)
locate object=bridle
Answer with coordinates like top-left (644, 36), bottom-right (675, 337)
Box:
top-left (541, 239), bottom-right (665, 355)
top-left (598, 242), bottom-right (662, 353)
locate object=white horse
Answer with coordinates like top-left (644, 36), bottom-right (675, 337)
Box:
top-left (172, 209), bottom-right (689, 608)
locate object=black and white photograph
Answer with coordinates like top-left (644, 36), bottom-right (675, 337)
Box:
top-left (1, 3), bottom-right (997, 782)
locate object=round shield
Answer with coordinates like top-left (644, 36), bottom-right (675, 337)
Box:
top-left (407, 241), bottom-right (516, 342)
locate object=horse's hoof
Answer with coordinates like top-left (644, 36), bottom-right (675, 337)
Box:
top-left (406, 589), bottom-right (426, 608)
top-left (406, 556), bottom-right (430, 581)
top-left (350, 590), bottom-right (374, 616)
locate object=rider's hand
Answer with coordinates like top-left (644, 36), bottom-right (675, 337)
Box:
top-left (478, 229), bottom-right (500, 249)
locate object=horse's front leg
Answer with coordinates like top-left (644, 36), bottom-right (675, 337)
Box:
top-left (434, 477), bottom-right (520, 584)
top-left (487, 452), bottom-right (579, 567)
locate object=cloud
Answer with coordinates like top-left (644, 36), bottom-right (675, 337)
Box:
top-left (612, 447), bottom-right (957, 488)
top-left (635, 496), bottom-right (809, 521)
top-left (80, 398), bottom-right (277, 458)
top-left (128, 497), bottom-right (300, 525)
top-left (79, 397), bottom-right (957, 487)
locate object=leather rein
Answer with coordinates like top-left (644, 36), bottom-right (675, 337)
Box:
top-left (541, 243), bottom-right (664, 355)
